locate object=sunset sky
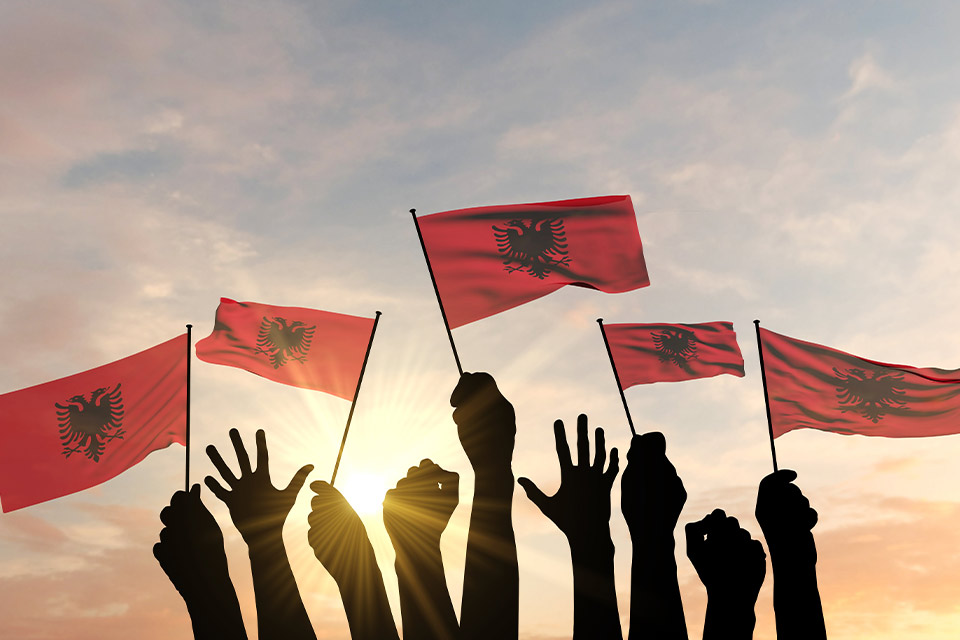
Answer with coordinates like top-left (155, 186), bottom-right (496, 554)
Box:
top-left (4, 1), bottom-right (960, 638)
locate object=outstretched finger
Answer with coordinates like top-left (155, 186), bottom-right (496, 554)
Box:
top-left (206, 444), bottom-right (238, 486)
top-left (255, 429), bottom-right (269, 475)
top-left (230, 428), bottom-right (252, 476)
top-left (593, 427), bottom-right (607, 471)
top-left (576, 414), bottom-right (589, 468)
top-left (604, 447), bottom-right (620, 484)
top-left (517, 477), bottom-right (550, 514)
top-left (554, 420), bottom-right (572, 471)
top-left (204, 475), bottom-right (230, 503)
top-left (284, 464), bottom-right (314, 497)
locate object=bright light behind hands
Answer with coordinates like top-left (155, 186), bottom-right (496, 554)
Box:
top-left (336, 472), bottom-right (391, 516)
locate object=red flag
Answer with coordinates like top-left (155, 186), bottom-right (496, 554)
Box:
top-left (195, 298), bottom-right (374, 400)
top-left (605, 321), bottom-right (745, 386)
top-left (0, 335), bottom-right (187, 512)
top-left (759, 327), bottom-right (960, 438)
top-left (416, 195), bottom-right (650, 328)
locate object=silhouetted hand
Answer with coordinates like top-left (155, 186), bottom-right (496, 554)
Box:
top-left (518, 415), bottom-right (619, 546)
top-left (308, 480), bottom-right (376, 584)
top-left (309, 481), bottom-right (400, 640)
top-left (205, 428), bottom-right (313, 545)
top-left (519, 414), bottom-right (622, 639)
top-left (450, 372), bottom-right (516, 472)
top-left (384, 459), bottom-right (459, 549)
top-left (621, 432), bottom-right (688, 640)
top-left (755, 470), bottom-right (826, 640)
top-left (686, 509), bottom-right (766, 607)
top-left (154, 485), bottom-right (247, 639)
top-left (756, 469), bottom-right (818, 560)
top-left (621, 432), bottom-right (686, 540)
top-left (205, 428), bottom-right (316, 640)
top-left (384, 460), bottom-right (460, 640)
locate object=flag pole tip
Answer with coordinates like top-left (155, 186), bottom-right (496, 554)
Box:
top-left (186, 323), bottom-right (193, 329)
top-left (597, 318), bottom-right (604, 324)
top-left (374, 310), bottom-right (382, 317)
top-left (409, 208), bottom-right (416, 215)
top-left (753, 319), bottom-right (760, 326)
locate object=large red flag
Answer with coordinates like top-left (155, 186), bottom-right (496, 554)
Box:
top-left (416, 195), bottom-right (650, 328)
top-left (0, 334), bottom-right (187, 512)
top-left (759, 327), bottom-right (960, 438)
top-left (605, 322), bottom-right (745, 386)
top-left (195, 298), bottom-right (374, 400)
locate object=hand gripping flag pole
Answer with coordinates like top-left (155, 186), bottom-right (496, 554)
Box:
top-left (410, 209), bottom-right (464, 376)
top-left (597, 319), bottom-right (637, 437)
top-left (330, 311), bottom-right (382, 486)
top-left (185, 324), bottom-right (193, 492)
top-left (753, 320), bottom-right (779, 472)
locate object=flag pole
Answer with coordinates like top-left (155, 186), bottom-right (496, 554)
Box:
top-left (410, 208), bottom-right (463, 376)
top-left (331, 311), bottom-right (382, 486)
top-left (597, 319), bottom-right (636, 437)
top-left (185, 324), bottom-right (193, 492)
top-left (753, 319), bottom-right (779, 472)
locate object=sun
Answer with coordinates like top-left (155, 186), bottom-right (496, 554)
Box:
top-left (336, 472), bottom-right (391, 516)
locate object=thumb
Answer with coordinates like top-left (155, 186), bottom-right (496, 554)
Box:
top-left (685, 517), bottom-right (710, 564)
top-left (284, 464), bottom-right (314, 497)
top-left (517, 477), bottom-right (550, 513)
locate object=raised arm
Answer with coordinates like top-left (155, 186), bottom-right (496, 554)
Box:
top-left (308, 481), bottom-right (400, 640)
top-left (755, 470), bottom-right (826, 640)
top-left (685, 509), bottom-right (766, 640)
top-left (153, 484), bottom-right (248, 639)
top-left (383, 459), bottom-right (460, 640)
top-left (620, 432), bottom-right (688, 640)
top-left (205, 429), bottom-right (315, 640)
top-left (518, 415), bottom-right (622, 639)
top-left (450, 372), bottom-right (518, 640)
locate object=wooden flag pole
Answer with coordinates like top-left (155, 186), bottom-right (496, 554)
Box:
top-left (410, 208), bottom-right (463, 376)
top-left (597, 319), bottom-right (636, 437)
top-left (753, 319), bottom-right (779, 472)
top-left (331, 311), bottom-right (382, 486)
top-left (185, 324), bottom-right (193, 492)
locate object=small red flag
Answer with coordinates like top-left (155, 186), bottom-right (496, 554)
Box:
top-left (0, 335), bottom-right (187, 512)
top-left (605, 322), bottom-right (745, 386)
top-left (195, 298), bottom-right (374, 400)
top-left (759, 327), bottom-right (960, 438)
top-left (416, 195), bottom-right (650, 328)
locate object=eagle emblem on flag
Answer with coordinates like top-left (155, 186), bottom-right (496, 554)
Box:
top-left (652, 328), bottom-right (698, 370)
top-left (834, 367), bottom-right (907, 423)
top-left (255, 316), bottom-right (316, 368)
top-left (55, 384), bottom-right (125, 462)
top-left (492, 218), bottom-right (571, 279)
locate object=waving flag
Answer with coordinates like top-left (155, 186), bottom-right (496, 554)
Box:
top-left (415, 195), bottom-right (650, 328)
top-left (195, 298), bottom-right (375, 400)
top-left (605, 321), bottom-right (745, 386)
top-left (759, 327), bottom-right (960, 438)
top-left (0, 334), bottom-right (188, 512)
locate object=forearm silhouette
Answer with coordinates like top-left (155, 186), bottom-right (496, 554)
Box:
top-left (383, 459), bottom-right (460, 640)
top-left (686, 509), bottom-right (766, 640)
top-left (756, 470), bottom-right (827, 640)
top-left (621, 432), bottom-right (688, 640)
top-left (518, 414), bottom-right (623, 640)
top-left (154, 484), bottom-right (248, 639)
top-left (450, 372), bottom-right (519, 640)
top-left (308, 481), bottom-right (400, 640)
top-left (205, 428), bottom-right (316, 640)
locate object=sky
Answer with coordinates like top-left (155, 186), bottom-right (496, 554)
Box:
top-left (3, 0), bottom-right (960, 638)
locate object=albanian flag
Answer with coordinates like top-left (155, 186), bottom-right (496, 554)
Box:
top-left (759, 327), bottom-right (960, 438)
top-left (0, 334), bottom-right (187, 512)
top-left (605, 321), bottom-right (745, 386)
top-left (416, 195), bottom-right (650, 328)
top-left (195, 298), bottom-right (375, 400)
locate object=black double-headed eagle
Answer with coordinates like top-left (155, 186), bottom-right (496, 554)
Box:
top-left (255, 316), bottom-right (316, 368)
top-left (834, 367), bottom-right (907, 423)
top-left (55, 384), bottom-right (125, 462)
top-left (652, 328), bottom-right (699, 369)
top-left (492, 218), bottom-right (570, 279)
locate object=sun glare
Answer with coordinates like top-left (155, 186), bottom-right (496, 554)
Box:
top-left (337, 472), bottom-right (391, 516)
